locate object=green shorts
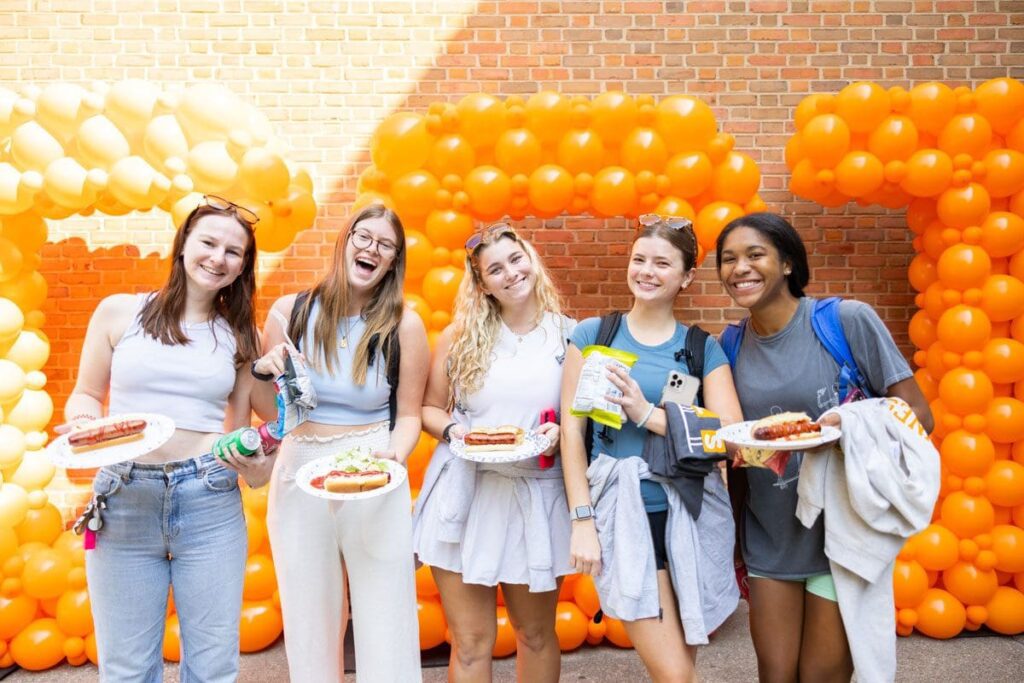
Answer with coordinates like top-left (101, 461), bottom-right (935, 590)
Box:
top-left (747, 572), bottom-right (837, 602)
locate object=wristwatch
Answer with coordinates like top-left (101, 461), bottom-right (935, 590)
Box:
top-left (570, 505), bottom-right (595, 522)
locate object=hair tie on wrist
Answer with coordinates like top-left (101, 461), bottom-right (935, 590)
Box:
top-left (442, 422), bottom-right (457, 444)
top-left (635, 402), bottom-right (656, 429)
top-left (251, 360), bottom-right (275, 382)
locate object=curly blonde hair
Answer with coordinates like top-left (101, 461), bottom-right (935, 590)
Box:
top-left (445, 224), bottom-right (563, 411)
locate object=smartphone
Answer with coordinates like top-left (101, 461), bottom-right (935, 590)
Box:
top-left (660, 370), bottom-right (700, 407)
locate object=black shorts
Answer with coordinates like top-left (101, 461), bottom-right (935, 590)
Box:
top-left (647, 509), bottom-right (669, 570)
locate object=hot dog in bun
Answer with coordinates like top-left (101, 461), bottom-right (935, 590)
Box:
top-left (68, 418), bottom-right (148, 453)
top-left (751, 412), bottom-right (822, 442)
top-left (463, 425), bottom-right (525, 453)
top-left (309, 447), bottom-right (392, 494)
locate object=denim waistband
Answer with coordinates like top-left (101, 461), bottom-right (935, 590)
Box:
top-left (104, 452), bottom-right (221, 481)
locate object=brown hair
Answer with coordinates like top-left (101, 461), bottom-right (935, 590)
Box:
top-left (634, 217), bottom-right (699, 272)
top-left (289, 204), bottom-right (407, 384)
top-left (138, 204), bottom-right (260, 368)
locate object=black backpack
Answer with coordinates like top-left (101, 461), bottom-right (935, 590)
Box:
top-left (584, 312), bottom-right (709, 458)
top-left (289, 291), bottom-right (401, 430)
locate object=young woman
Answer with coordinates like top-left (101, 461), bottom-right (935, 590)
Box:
top-left (715, 212), bottom-right (933, 683)
top-left (62, 196), bottom-right (271, 682)
top-left (560, 215), bottom-right (742, 683)
top-left (413, 223), bottom-right (571, 682)
top-left (251, 204), bottom-right (429, 683)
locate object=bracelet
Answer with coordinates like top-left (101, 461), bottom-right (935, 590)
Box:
top-left (68, 413), bottom-right (99, 423)
top-left (250, 360), bottom-right (275, 382)
top-left (635, 402), bottom-right (656, 429)
top-left (442, 422), bottom-right (457, 444)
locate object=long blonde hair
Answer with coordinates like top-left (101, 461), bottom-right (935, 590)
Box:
top-left (290, 204), bottom-right (406, 384)
top-left (446, 225), bottom-right (562, 410)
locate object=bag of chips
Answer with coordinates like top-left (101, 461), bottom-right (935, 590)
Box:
top-left (570, 345), bottom-right (639, 429)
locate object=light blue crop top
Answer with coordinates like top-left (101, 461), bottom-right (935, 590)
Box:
top-left (300, 301), bottom-right (391, 426)
top-left (109, 294), bottom-right (237, 432)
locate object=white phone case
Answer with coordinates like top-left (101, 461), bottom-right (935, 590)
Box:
top-left (660, 370), bottom-right (700, 407)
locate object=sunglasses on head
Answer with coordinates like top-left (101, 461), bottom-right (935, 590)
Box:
top-left (638, 213), bottom-right (693, 232)
top-left (203, 195), bottom-right (260, 226)
top-left (464, 222), bottom-right (517, 252)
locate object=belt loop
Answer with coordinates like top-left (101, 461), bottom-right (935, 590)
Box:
top-left (122, 462), bottom-right (135, 483)
top-left (194, 454), bottom-right (207, 475)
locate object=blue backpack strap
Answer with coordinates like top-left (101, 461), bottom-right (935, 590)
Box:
top-left (585, 312), bottom-right (624, 458)
top-left (811, 297), bottom-right (871, 401)
top-left (719, 319), bottom-right (747, 368)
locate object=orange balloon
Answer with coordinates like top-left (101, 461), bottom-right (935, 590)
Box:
top-left (938, 114), bottom-right (993, 159)
top-left (694, 201), bottom-right (744, 253)
top-left (572, 574), bottom-right (601, 618)
top-left (985, 462), bottom-right (1024, 508)
top-left (0, 593), bottom-right (37, 640)
top-left (990, 525), bottom-right (1024, 573)
top-left (415, 564), bottom-right (439, 599)
top-left (982, 150), bottom-right (1024, 198)
top-left (492, 606), bottom-right (517, 658)
top-left (421, 266), bottom-right (463, 311)
top-left (833, 151), bottom-right (884, 198)
top-left (390, 171), bottom-right (440, 222)
top-left (980, 275), bottom-right (1024, 322)
top-left (901, 149), bottom-right (954, 197)
top-left (941, 491), bottom-right (995, 538)
top-left (909, 311), bottom-right (938, 350)
top-left (936, 182), bottom-right (991, 230)
top-left (54, 589), bottom-right (92, 638)
top-left (835, 81), bottom-right (891, 133)
top-left (163, 613), bottom-right (181, 662)
top-left (456, 94), bottom-right (507, 148)
top-left (495, 128), bottom-right (542, 176)
top-left (525, 92), bottom-right (572, 146)
top-left (665, 152), bottom-right (713, 199)
top-left (239, 600), bottom-right (284, 652)
top-left (868, 115), bottom-right (920, 162)
top-left (556, 129), bottom-right (605, 175)
top-left (940, 429), bottom-right (995, 478)
top-left (893, 559), bottom-right (930, 608)
top-left (403, 293), bottom-right (431, 329)
top-left (590, 167), bottom-right (636, 217)
top-left (417, 598), bottom-right (447, 650)
top-left (528, 165), bottom-right (574, 217)
top-left (794, 94), bottom-right (831, 130)
top-left (936, 305), bottom-right (991, 353)
top-left (983, 338), bottom-right (1024, 384)
top-left (789, 158), bottom-right (831, 203)
top-left (980, 212), bottom-right (1024, 258)
top-left (602, 616), bottom-right (633, 648)
top-left (937, 244), bottom-right (991, 291)
top-left (14, 504), bottom-right (62, 546)
top-left (984, 586), bottom-right (1024, 634)
top-left (974, 77), bottom-right (1024, 135)
top-left (620, 128), bottom-right (669, 174)
top-left (586, 616), bottom-right (606, 645)
top-left (938, 368), bottom-right (993, 415)
top-left (801, 114), bottom-right (851, 168)
top-left (243, 554), bottom-right (277, 601)
top-left (404, 230), bottom-right (434, 281)
top-left (463, 166), bottom-right (511, 220)
top-left (557, 573), bottom-right (579, 602)
top-left (426, 134), bottom-right (476, 179)
top-left (915, 588), bottom-right (967, 639)
top-left (654, 197), bottom-right (696, 222)
top-left (425, 210), bottom-right (474, 251)
top-left (9, 617), bottom-right (65, 670)
top-left (655, 96), bottom-right (717, 154)
top-left (21, 548), bottom-right (70, 601)
top-left (591, 92), bottom-right (638, 146)
top-left (554, 601), bottom-right (588, 651)
top-left (84, 632), bottom-right (97, 665)
top-left (986, 397), bottom-right (1024, 443)
top-left (370, 112), bottom-right (434, 178)
top-left (943, 561), bottom-right (999, 606)
top-left (711, 151), bottom-right (760, 204)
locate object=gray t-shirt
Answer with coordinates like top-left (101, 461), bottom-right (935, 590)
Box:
top-left (728, 297), bottom-right (913, 578)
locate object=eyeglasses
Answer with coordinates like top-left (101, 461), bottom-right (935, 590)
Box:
top-left (350, 229), bottom-right (399, 257)
top-left (204, 195), bottom-right (260, 226)
top-left (638, 213), bottom-right (693, 232)
top-left (465, 222), bottom-right (517, 253)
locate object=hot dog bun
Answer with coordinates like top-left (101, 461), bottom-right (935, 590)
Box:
top-left (464, 425), bottom-right (524, 452)
top-left (751, 412), bottom-right (822, 442)
top-left (324, 471), bottom-right (390, 493)
top-left (69, 419), bottom-right (148, 453)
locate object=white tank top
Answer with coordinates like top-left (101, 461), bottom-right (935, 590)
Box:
top-left (456, 312), bottom-right (575, 431)
top-left (108, 294), bottom-right (237, 432)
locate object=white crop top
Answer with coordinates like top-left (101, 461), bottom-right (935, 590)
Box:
top-left (108, 294), bottom-right (237, 432)
top-left (455, 312), bottom-right (575, 431)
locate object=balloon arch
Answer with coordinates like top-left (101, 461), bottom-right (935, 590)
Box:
top-left (0, 82), bottom-right (1021, 670)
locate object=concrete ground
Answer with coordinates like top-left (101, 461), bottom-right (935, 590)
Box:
top-left (10, 601), bottom-right (1024, 681)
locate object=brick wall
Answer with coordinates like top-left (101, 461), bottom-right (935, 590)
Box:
top-left (6, 0), bottom-right (1023, 421)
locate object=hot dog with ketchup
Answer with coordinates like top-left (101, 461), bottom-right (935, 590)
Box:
top-left (68, 418), bottom-right (148, 453)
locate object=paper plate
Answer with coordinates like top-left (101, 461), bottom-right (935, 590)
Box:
top-left (450, 431), bottom-right (551, 464)
top-left (716, 420), bottom-right (841, 451)
top-left (45, 413), bottom-right (176, 469)
top-left (296, 456), bottom-right (407, 502)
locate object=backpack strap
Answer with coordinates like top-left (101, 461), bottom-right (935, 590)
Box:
top-left (810, 297), bottom-right (872, 401)
top-left (585, 312), bottom-right (624, 459)
top-left (682, 325), bottom-right (709, 407)
top-left (719, 319), bottom-right (746, 368)
top-left (366, 329), bottom-right (402, 432)
top-left (288, 290), bottom-right (311, 352)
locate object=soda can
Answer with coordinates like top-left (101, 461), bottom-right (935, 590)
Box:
top-left (258, 422), bottom-right (281, 455)
top-left (213, 427), bottom-right (261, 460)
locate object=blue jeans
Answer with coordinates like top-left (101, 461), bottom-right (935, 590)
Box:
top-left (86, 453), bottom-right (247, 683)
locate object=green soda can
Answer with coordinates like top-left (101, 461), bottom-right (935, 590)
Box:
top-left (213, 427), bottom-right (261, 461)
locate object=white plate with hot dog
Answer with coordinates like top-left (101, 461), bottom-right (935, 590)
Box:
top-left (296, 448), bottom-right (407, 502)
top-left (449, 426), bottom-right (551, 464)
top-left (45, 413), bottom-right (176, 469)
top-left (717, 412), bottom-right (841, 451)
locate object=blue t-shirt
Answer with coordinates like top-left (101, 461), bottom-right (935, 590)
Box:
top-left (570, 316), bottom-right (729, 512)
